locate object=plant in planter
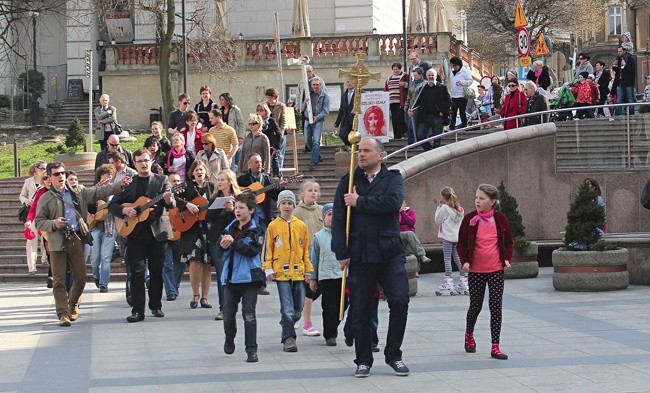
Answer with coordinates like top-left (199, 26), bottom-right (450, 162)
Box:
top-left (48, 117), bottom-right (97, 171)
top-left (552, 181), bottom-right (628, 291)
top-left (497, 181), bottom-right (538, 278)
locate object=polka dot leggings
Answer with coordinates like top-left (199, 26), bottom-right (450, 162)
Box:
top-left (465, 270), bottom-right (504, 344)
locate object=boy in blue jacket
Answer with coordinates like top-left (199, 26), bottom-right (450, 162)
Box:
top-left (220, 192), bottom-right (265, 363)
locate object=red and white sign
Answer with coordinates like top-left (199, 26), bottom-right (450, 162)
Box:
top-left (517, 27), bottom-right (530, 57)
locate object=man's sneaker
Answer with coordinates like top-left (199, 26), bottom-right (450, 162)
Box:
top-left (325, 338), bottom-right (337, 346)
top-left (257, 287), bottom-right (270, 295)
top-left (246, 351), bottom-right (258, 363)
top-left (302, 326), bottom-right (321, 336)
top-left (99, 286), bottom-right (108, 293)
top-left (354, 364), bottom-right (371, 378)
top-left (386, 360), bottom-right (410, 376)
top-left (69, 304), bottom-right (79, 321)
top-left (59, 315), bottom-right (71, 327)
top-left (283, 337), bottom-right (298, 352)
top-left (214, 312), bottom-right (223, 321)
top-left (372, 344), bottom-right (380, 353)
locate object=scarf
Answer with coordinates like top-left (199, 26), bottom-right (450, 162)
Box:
top-left (167, 146), bottom-right (186, 169)
top-left (469, 208), bottom-right (495, 227)
top-left (534, 68), bottom-right (543, 85)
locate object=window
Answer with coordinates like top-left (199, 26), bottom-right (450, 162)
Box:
top-left (608, 6), bottom-right (622, 36)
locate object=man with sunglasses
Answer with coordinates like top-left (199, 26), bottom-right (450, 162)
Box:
top-left (95, 134), bottom-right (135, 169)
top-left (35, 162), bottom-right (130, 327)
top-left (109, 148), bottom-right (176, 323)
top-left (168, 93), bottom-right (192, 135)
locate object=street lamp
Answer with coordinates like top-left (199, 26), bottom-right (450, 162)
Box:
top-left (31, 10), bottom-right (39, 126)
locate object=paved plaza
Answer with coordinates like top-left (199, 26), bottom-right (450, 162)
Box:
top-left (1, 267), bottom-right (650, 392)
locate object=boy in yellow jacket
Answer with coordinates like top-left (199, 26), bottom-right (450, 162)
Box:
top-left (264, 190), bottom-right (314, 352)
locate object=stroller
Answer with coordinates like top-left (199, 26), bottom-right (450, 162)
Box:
top-left (550, 83), bottom-right (576, 122)
top-left (464, 97), bottom-right (492, 130)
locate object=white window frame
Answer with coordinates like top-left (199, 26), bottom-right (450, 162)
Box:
top-left (608, 5), bottom-right (622, 36)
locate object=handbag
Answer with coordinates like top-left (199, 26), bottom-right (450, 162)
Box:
top-left (113, 122), bottom-right (124, 135)
top-left (463, 86), bottom-right (476, 100)
top-left (18, 204), bottom-right (29, 223)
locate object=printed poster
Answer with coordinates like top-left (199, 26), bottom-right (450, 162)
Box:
top-left (359, 91), bottom-right (390, 143)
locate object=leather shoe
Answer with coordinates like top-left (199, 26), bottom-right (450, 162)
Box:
top-left (69, 304), bottom-right (79, 321)
top-left (152, 309), bottom-right (165, 318)
top-left (126, 312), bottom-right (144, 323)
top-left (59, 315), bottom-right (71, 327)
top-left (224, 339), bottom-right (235, 355)
top-left (246, 352), bottom-right (258, 363)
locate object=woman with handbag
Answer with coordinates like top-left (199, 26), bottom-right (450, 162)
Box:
top-left (449, 56), bottom-right (474, 131)
top-left (20, 161), bottom-right (47, 274)
top-left (94, 94), bottom-right (118, 151)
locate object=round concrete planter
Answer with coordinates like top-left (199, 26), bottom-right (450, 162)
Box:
top-left (54, 152), bottom-right (97, 172)
top-left (552, 248), bottom-right (629, 292)
top-left (505, 241), bottom-right (539, 279)
top-left (405, 254), bottom-right (418, 297)
top-left (334, 149), bottom-right (356, 178)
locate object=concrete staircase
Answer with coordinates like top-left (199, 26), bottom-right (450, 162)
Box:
top-left (0, 128), bottom-right (494, 283)
top-left (49, 100), bottom-right (91, 129)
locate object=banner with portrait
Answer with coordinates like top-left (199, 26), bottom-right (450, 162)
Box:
top-left (359, 91), bottom-right (390, 143)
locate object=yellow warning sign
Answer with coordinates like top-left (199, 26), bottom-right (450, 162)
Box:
top-left (519, 56), bottom-right (531, 67)
top-left (534, 33), bottom-right (550, 57)
top-left (514, 0), bottom-right (528, 28)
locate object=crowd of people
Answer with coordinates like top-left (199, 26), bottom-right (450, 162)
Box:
top-left (23, 47), bottom-right (635, 375)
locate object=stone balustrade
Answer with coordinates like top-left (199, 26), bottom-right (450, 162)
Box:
top-left (103, 33), bottom-right (492, 77)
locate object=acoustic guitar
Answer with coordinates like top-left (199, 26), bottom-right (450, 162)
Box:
top-left (168, 196), bottom-right (211, 233)
top-left (114, 183), bottom-right (186, 237)
top-left (87, 200), bottom-right (110, 230)
top-left (244, 174), bottom-right (304, 203)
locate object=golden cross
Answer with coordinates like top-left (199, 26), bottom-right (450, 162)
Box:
top-left (338, 53), bottom-right (381, 115)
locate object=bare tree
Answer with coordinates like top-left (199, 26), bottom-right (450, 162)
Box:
top-left (458, 0), bottom-right (609, 64)
top-left (98, 0), bottom-right (237, 123)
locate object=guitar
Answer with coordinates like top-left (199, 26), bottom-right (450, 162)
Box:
top-left (114, 183), bottom-right (186, 237)
top-left (87, 200), bottom-right (110, 230)
top-left (245, 175), bottom-right (304, 203)
top-left (168, 196), bottom-right (211, 233)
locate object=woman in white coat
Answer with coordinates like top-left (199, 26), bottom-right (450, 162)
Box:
top-left (449, 57), bottom-right (474, 131)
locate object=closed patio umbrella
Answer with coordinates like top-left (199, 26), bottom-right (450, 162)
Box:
top-left (408, 0), bottom-right (427, 33)
top-left (292, 0), bottom-right (311, 37)
top-left (431, 0), bottom-right (449, 32)
top-left (216, 0), bottom-right (229, 34)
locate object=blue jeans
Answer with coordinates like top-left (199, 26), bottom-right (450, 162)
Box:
top-left (223, 282), bottom-right (258, 354)
top-left (416, 114), bottom-right (444, 151)
top-left (347, 259), bottom-right (409, 367)
top-left (304, 120), bottom-right (323, 166)
top-left (163, 240), bottom-right (184, 297)
top-left (90, 228), bottom-right (115, 287)
top-left (406, 116), bottom-right (415, 145)
top-left (615, 86), bottom-right (636, 115)
top-left (231, 144), bottom-right (242, 172)
top-left (208, 239), bottom-right (225, 311)
top-left (277, 134), bottom-right (287, 170)
top-left (276, 280), bottom-right (306, 342)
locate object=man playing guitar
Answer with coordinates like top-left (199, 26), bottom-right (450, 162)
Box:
top-left (109, 148), bottom-right (176, 322)
top-left (237, 153), bottom-right (287, 232)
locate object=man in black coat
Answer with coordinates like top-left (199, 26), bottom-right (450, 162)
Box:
top-left (408, 69), bottom-right (451, 151)
top-left (331, 138), bottom-right (410, 378)
top-left (95, 134), bottom-right (135, 169)
top-left (334, 80), bottom-right (355, 146)
top-left (109, 148), bottom-right (175, 322)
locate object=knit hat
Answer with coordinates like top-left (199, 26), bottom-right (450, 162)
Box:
top-left (321, 203), bottom-right (333, 219)
top-left (276, 190), bottom-right (296, 207)
top-left (579, 71), bottom-right (589, 80)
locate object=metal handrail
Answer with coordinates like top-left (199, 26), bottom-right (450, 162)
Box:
top-left (384, 102), bottom-right (643, 162)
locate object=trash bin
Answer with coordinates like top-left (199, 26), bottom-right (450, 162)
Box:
top-left (149, 107), bottom-right (162, 124)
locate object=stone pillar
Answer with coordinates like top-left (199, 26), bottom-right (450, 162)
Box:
top-left (367, 35), bottom-right (380, 60)
top-left (299, 38), bottom-right (313, 59)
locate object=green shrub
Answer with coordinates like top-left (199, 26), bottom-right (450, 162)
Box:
top-left (497, 181), bottom-right (530, 252)
top-left (0, 95), bottom-right (11, 108)
top-left (564, 181), bottom-right (606, 250)
top-left (65, 117), bottom-right (87, 153)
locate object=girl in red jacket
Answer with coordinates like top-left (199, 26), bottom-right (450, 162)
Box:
top-left (500, 80), bottom-right (527, 130)
top-left (457, 184), bottom-right (513, 360)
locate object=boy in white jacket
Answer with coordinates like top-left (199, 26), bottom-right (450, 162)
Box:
top-left (434, 186), bottom-right (466, 295)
